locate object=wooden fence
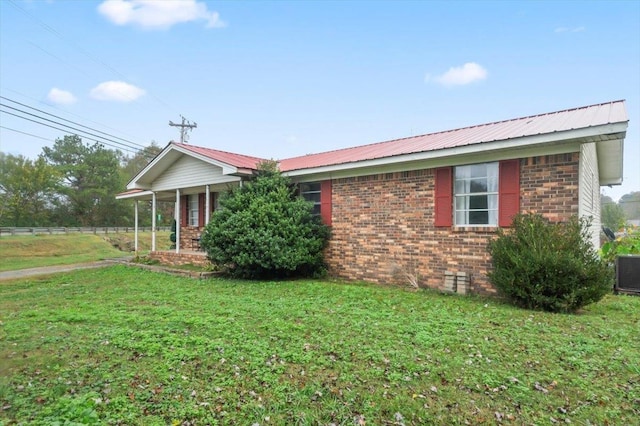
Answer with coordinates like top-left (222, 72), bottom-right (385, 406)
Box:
top-left (0, 226), bottom-right (171, 237)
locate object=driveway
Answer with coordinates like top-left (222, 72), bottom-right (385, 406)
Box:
top-left (0, 259), bottom-right (130, 281)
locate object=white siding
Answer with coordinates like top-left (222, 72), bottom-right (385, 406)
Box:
top-left (151, 155), bottom-right (238, 191)
top-left (579, 143), bottom-right (601, 247)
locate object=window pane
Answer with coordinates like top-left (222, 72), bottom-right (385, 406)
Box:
top-left (303, 193), bottom-right (321, 203)
top-left (469, 195), bottom-right (488, 210)
top-left (487, 176), bottom-right (498, 192)
top-left (469, 210), bottom-right (488, 224)
top-left (469, 178), bottom-right (488, 193)
top-left (470, 163), bottom-right (486, 177)
top-left (300, 182), bottom-right (321, 193)
top-left (455, 179), bottom-right (470, 194)
top-left (455, 195), bottom-right (468, 210)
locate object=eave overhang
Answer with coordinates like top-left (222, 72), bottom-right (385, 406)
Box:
top-left (284, 122), bottom-right (628, 184)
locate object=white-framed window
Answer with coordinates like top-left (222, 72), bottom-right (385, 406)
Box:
top-left (189, 194), bottom-right (199, 227)
top-left (299, 182), bottom-right (321, 215)
top-left (454, 162), bottom-right (498, 226)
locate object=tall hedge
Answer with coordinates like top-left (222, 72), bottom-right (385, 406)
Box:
top-left (488, 214), bottom-right (613, 313)
top-left (200, 162), bottom-right (330, 279)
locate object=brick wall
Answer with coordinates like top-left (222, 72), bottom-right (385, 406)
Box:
top-left (150, 250), bottom-right (211, 268)
top-left (179, 226), bottom-right (204, 251)
top-left (326, 154), bottom-right (580, 294)
top-left (520, 153), bottom-right (580, 221)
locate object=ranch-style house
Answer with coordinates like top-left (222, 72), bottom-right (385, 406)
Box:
top-left (117, 100), bottom-right (628, 294)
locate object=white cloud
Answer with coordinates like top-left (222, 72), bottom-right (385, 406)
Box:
top-left (555, 26), bottom-right (585, 33)
top-left (430, 62), bottom-right (488, 87)
top-left (46, 88), bottom-right (77, 105)
top-left (90, 81), bottom-right (145, 102)
top-left (98, 0), bottom-right (225, 30)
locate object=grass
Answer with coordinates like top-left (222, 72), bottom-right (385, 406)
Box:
top-left (0, 266), bottom-right (638, 425)
top-left (0, 232), bottom-right (170, 272)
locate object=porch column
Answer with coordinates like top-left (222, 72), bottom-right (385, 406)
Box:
top-left (134, 200), bottom-right (139, 253)
top-left (205, 184), bottom-right (211, 225)
top-left (175, 189), bottom-right (181, 254)
top-left (151, 192), bottom-right (157, 252)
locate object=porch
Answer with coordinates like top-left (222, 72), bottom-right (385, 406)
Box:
top-left (149, 249), bottom-right (211, 268)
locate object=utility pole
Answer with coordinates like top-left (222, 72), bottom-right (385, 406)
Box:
top-left (169, 115), bottom-right (197, 143)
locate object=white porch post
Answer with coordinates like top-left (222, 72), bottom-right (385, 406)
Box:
top-left (151, 192), bottom-right (157, 252)
top-left (134, 200), bottom-right (139, 253)
top-left (175, 189), bottom-right (181, 254)
top-left (205, 184), bottom-right (211, 225)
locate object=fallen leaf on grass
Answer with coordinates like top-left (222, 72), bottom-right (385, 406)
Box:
top-left (534, 382), bottom-right (549, 394)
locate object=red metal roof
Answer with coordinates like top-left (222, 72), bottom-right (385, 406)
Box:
top-left (169, 100), bottom-right (627, 173)
top-left (174, 142), bottom-right (266, 169)
top-left (279, 100), bottom-right (627, 172)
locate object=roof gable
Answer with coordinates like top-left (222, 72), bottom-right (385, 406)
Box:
top-left (126, 142), bottom-right (267, 190)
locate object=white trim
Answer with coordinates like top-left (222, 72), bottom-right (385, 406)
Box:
top-left (205, 185), bottom-right (211, 225)
top-left (134, 200), bottom-right (139, 253)
top-left (290, 141), bottom-right (582, 182)
top-left (175, 189), bottom-right (181, 254)
top-left (151, 192), bottom-right (157, 252)
top-left (284, 123), bottom-right (626, 179)
top-left (126, 143), bottom-right (240, 190)
top-left (116, 190), bottom-right (154, 200)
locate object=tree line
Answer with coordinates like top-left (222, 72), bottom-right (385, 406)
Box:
top-left (601, 192), bottom-right (640, 231)
top-left (0, 135), bottom-right (172, 227)
top-left (2, 134), bottom-right (639, 229)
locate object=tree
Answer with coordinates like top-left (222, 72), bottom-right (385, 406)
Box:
top-left (118, 142), bottom-right (173, 226)
top-left (0, 152), bottom-right (59, 226)
top-left (619, 191), bottom-right (640, 221)
top-left (42, 135), bottom-right (124, 226)
top-left (601, 195), bottom-right (626, 231)
top-left (200, 161), bottom-right (330, 279)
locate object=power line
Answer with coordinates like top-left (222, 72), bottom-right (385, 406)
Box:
top-left (0, 103), bottom-right (146, 154)
top-left (1, 87), bottom-right (144, 142)
top-left (0, 125), bottom-right (54, 142)
top-left (1, 96), bottom-right (147, 149)
top-left (6, 0), bottom-right (176, 113)
top-left (1, 109), bottom-right (142, 156)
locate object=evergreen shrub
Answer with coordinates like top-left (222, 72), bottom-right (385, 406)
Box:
top-left (488, 213), bottom-right (613, 313)
top-left (200, 161), bottom-right (330, 279)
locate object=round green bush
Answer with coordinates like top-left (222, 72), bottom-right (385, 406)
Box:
top-left (200, 162), bottom-right (330, 279)
top-left (488, 213), bottom-right (613, 313)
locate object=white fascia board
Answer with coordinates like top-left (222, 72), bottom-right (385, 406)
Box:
top-left (284, 123), bottom-right (627, 180)
top-left (115, 190), bottom-right (154, 200)
top-left (127, 144), bottom-right (238, 190)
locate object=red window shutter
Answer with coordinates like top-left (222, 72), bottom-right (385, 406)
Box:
top-left (181, 195), bottom-right (188, 227)
top-left (499, 159), bottom-right (520, 227)
top-left (320, 180), bottom-right (332, 226)
top-left (435, 167), bottom-right (453, 227)
top-left (198, 193), bottom-right (205, 227)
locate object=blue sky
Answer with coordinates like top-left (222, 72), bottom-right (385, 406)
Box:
top-left (0, 0), bottom-right (638, 200)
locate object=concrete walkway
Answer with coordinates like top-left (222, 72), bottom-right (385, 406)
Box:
top-left (0, 258), bottom-right (131, 281)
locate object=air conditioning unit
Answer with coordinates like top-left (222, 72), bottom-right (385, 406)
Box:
top-left (616, 255), bottom-right (640, 294)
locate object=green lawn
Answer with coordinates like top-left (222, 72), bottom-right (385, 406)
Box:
top-left (0, 232), bottom-right (171, 272)
top-left (1, 266), bottom-right (638, 425)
